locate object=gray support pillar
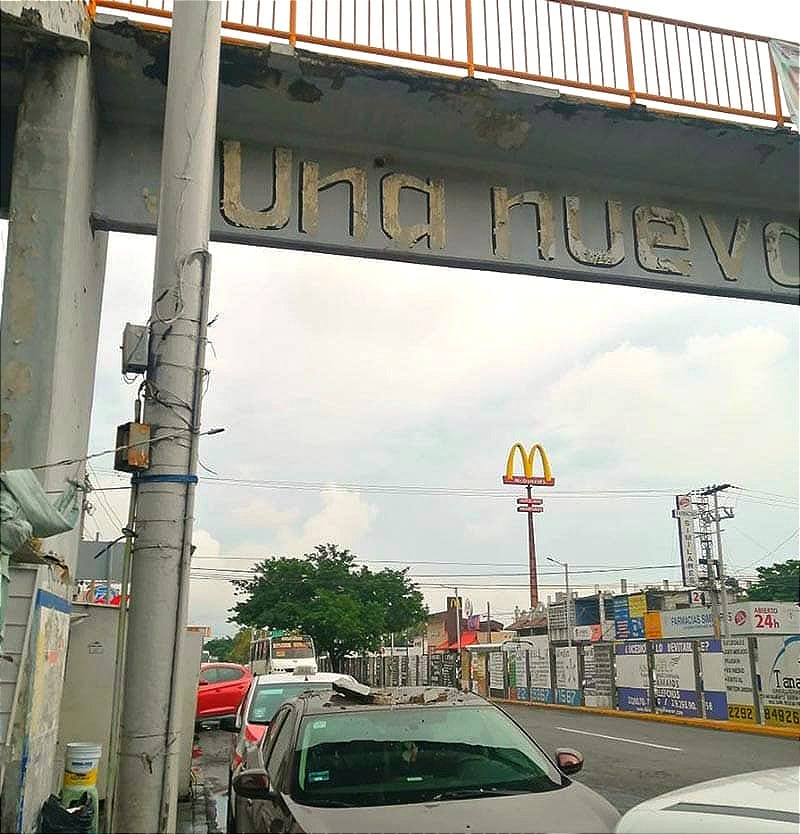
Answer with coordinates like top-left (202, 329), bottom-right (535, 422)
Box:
top-left (0, 47), bottom-right (106, 834)
top-left (1, 49), bottom-right (107, 565)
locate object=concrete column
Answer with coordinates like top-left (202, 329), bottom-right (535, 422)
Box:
top-left (0, 47), bottom-right (108, 572)
top-left (0, 47), bottom-right (106, 833)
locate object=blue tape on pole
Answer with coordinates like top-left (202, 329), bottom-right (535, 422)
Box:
top-left (132, 473), bottom-right (199, 485)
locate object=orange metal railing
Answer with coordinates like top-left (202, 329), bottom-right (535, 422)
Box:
top-left (92, 0), bottom-right (790, 127)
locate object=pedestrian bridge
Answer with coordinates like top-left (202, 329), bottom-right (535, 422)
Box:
top-left (0, 1), bottom-right (797, 830)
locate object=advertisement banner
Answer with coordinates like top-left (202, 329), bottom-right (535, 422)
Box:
top-left (613, 595), bottom-right (630, 640)
top-left (615, 642), bottom-right (650, 712)
top-left (527, 636), bottom-right (553, 703)
top-left (727, 602), bottom-right (800, 636)
top-left (652, 640), bottom-right (699, 717)
top-left (723, 637), bottom-right (757, 723)
top-left (644, 611), bottom-right (663, 639)
top-left (515, 646), bottom-right (528, 700)
top-left (507, 647), bottom-right (517, 700)
top-left (488, 651), bottom-right (505, 692)
top-left (555, 645), bottom-right (581, 705)
top-left (757, 635), bottom-right (800, 729)
top-left (661, 607), bottom-right (715, 639)
top-left (674, 495), bottom-right (700, 587)
top-left (628, 594), bottom-right (647, 618)
top-left (583, 643), bottom-right (614, 707)
top-left (698, 639), bottom-right (728, 720)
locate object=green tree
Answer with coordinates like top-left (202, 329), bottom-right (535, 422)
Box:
top-left (231, 543), bottom-right (427, 670)
top-left (745, 559), bottom-right (799, 602)
top-left (203, 635), bottom-right (234, 660)
top-left (228, 627), bottom-right (252, 664)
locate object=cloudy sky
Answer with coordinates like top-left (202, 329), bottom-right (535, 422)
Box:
top-left (1, 0), bottom-right (798, 637)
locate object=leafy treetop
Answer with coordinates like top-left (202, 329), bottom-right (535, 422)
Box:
top-left (231, 543), bottom-right (427, 670)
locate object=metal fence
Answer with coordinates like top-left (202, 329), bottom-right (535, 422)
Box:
top-left (322, 635), bottom-right (800, 731)
top-left (92, 0), bottom-right (790, 126)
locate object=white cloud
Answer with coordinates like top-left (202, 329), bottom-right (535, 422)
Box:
top-left (188, 528), bottom-right (237, 636)
top-left (538, 326), bottom-right (796, 489)
top-left (232, 498), bottom-right (301, 528)
top-left (277, 490), bottom-right (378, 554)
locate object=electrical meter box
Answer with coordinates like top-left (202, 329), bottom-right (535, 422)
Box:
top-left (113, 422), bottom-right (150, 472)
top-left (121, 323), bottom-right (149, 374)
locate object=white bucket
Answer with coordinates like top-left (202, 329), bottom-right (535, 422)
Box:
top-left (64, 742), bottom-right (102, 788)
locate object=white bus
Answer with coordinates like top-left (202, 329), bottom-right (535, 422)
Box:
top-left (249, 630), bottom-right (318, 675)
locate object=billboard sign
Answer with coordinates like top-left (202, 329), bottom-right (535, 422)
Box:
top-left (723, 637), bottom-right (757, 723)
top-left (757, 635), bottom-right (800, 729)
top-left (583, 644), bottom-right (614, 708)
top-left (488, 652), bottom-right (505, 692)
top-left (660, 607), bottom-right (716, 638)
top-left (652, 640), bottom-right (699, 717)
top-left (727, 602), bottom-right (800, 635)
top-left (698, 639), bottom-right (728, 720)
top-left (527, 636), bottom-right (553, 703)
top-left (502, 444), bottom-right (556, 486)
top-left (615, 642), bottom-right (650, 712)
top-left (554, 646), bottom-right (580, 706)
top-left (673, 495), bottom-right (700, 587)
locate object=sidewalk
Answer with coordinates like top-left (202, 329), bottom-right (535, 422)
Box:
top-left (177, 776), bottom-right (220, 834)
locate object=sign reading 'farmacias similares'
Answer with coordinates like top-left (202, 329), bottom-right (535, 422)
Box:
top-left (216, 141), bottom-right (799, 304)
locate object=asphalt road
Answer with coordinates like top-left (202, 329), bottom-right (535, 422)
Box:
top-left (501, 703), bottom-right (800, 813)
top-left (197, 709), bottom-right (799, 827)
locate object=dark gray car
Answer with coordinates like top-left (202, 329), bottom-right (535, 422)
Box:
top-left (231, 683), bottom-right (620, 833)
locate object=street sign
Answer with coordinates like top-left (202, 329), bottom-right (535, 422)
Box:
top-left (517, 506), bottom-right (544, 513)
top-left (464, 598), bottom-right (474, 618)
top-left (516, 497), bottom-right (544, 505)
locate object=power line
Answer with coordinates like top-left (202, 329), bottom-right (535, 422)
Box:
top-left (732, 528), bottom-right (799, 572)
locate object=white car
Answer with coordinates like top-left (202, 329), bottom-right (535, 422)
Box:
top-left (617, 767), bottom-right (800, 833)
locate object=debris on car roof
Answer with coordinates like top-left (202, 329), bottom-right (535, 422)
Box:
top-left (323, 683), bottom-right (470, 708)
top-left (332, 677), bottom-right (372, 701)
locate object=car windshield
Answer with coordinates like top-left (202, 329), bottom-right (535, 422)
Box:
top-left (292, 704), bottom-right (564, 807)
top-left (247, 683), bottom-right (332, 725)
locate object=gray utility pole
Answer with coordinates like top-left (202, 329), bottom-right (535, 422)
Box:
top-left (700, 484), bottom-right (735, 638)
top-left (547, 556), bottom-right (571, 645)
top-left (114, 4), bottom-right (221, 833)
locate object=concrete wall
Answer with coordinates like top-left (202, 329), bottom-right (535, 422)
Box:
top-left (177, 630), bottom-right (204, 800)
top-left (57, 603), bottom-right (119, 801)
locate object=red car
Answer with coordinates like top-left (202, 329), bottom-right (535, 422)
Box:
top-left (196, 662), bottom-right (252, 722)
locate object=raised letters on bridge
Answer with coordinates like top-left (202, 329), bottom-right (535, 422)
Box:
top-left (96, 137), bottom-right (799, 304)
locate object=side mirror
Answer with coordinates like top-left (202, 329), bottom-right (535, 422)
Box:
top-left (555, 748), bottom-right (584, 775)
top-left (233, 768), bottom-right (276, 801)
top-left (198, 678), bottom-right (209, 686)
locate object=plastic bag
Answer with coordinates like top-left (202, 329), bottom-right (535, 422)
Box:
top-left (38, 793), bottom-right (93, 834)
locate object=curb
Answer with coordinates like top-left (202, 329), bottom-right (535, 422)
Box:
top-left (492, 698), bottom-right (800, 739)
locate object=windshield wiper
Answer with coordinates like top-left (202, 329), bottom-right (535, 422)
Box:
top-left (305, 798), bottom-right (354, 808)
top-left (431, 787), bottom-right (527, 801)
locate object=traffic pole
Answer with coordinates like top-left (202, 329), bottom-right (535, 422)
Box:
top-left (114, 3), bottom-right (221, 832)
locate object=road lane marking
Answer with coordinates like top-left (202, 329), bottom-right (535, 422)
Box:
top-left (555, 726), bottom-right (683, 751)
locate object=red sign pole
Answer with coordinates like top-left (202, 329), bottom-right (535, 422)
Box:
top-left (526, 485), bottom-right (539, 608)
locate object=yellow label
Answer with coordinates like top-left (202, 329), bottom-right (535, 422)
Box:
top-left (727, 703), bottom-right (756, 723)
top-left (763, 705), bottom-right (800, 728)
top-left (64, 767), bottom-right (98, 787)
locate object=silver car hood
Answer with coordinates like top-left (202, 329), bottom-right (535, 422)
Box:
top-left (285, 781), bottom-right (620, 834)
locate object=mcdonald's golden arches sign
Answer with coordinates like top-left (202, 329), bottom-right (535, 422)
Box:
top-left (502, 443), bottom-right (555, 486)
